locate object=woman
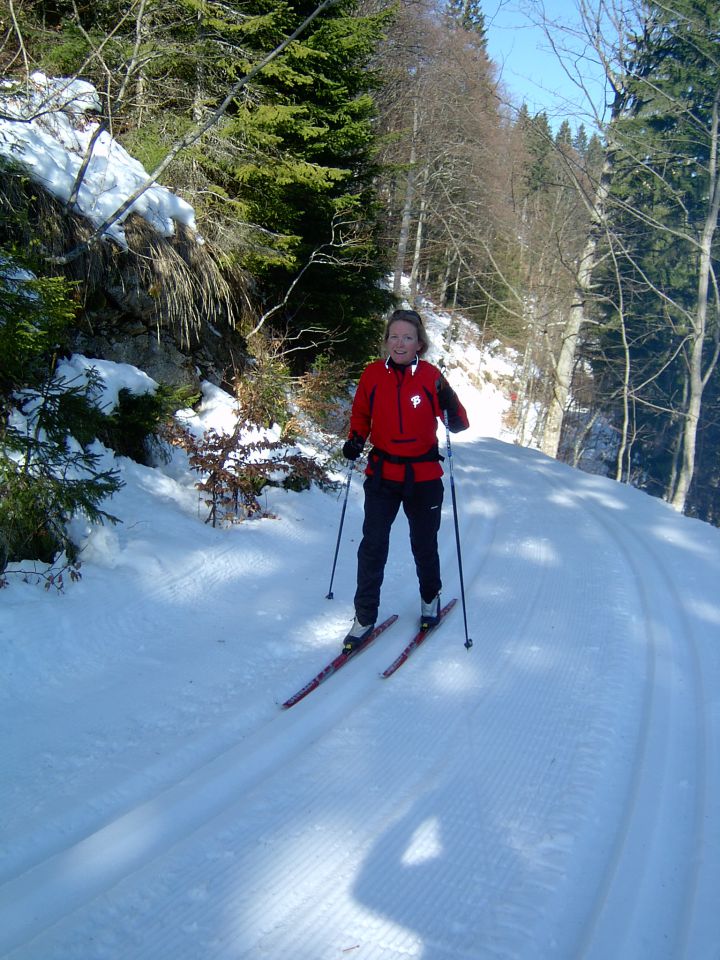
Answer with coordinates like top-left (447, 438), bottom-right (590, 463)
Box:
top-left (341, 308), bottom-right (469, 652)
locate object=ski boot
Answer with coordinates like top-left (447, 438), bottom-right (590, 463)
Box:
top-left (420, 594), bottom-right (441, 631)
top-left (342, 617), bottom-right (375, 654)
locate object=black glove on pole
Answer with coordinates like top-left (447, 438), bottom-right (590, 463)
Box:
top-left (342, 432), bottom-right (365, 461)
top-left (443, 409), bottom-right (473, 650)
top-left (326, 460), bottom-right (354, 599)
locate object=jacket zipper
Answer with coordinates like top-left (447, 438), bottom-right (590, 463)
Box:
top-left (395, 368), bottom-right (404, 434)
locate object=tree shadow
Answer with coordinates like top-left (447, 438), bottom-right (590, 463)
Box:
top-left (352, 753), bottom-right (508, 960)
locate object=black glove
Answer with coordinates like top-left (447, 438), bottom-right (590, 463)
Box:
top-left (342, 432), bottom-right (365, 461)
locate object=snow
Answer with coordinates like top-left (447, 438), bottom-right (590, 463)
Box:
top-left (2, 74), bottom-right (720, 960)
top-left (0, 74), bottom-right (197, 247)
top-left (2, 329), bottom-right (720, 959)
top-left (55, 355), bottom-right (158, 411)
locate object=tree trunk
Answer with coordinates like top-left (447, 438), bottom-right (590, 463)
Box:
top-left (193, 5), bottom-right (207, 124)
top-left (610, 243), bottom-right (632, 483)
top-left (670, 87), bottom-right (720, 511)
top-left (451, 260), bottom-right (460, 309)
top-left (393, 101), bottom-right (419, 297)
top-left (409, 165), bottom-right (429, 302)
top-left (133, 0), bottom-right (149, 124)
top-left (541, 145), bottom-right (615, 458)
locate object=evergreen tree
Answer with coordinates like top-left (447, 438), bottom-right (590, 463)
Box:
top-left (518, 110), bottom-right (555, 195)
top-left (573, 124), bottom-right (589, 158)
top-left (555, 120), bottom-right (573, 149)
top-left (0, 244), bottom-right (123, 580)
top-left (5, 0), bottom-right (394, 366)
top-left (219, 0), bottom-right (393, 361)
top-left (445, 0), bottom-right (488, 47)
top-left (585, 133), bottom-right (605, 175)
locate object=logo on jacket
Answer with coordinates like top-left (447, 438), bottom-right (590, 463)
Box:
top-left (410, 394), bottom-right (422, 408)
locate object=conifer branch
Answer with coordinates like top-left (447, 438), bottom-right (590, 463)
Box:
top-left (52, 0), bottom-right (341, 264)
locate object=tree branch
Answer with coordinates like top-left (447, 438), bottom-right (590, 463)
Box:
top-left (51, 0), bottom-right (340, 265)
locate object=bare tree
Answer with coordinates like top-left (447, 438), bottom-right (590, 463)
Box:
top-left (670, 82), bottom-right (720, 509)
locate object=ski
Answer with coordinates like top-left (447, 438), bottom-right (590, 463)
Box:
top-left (281, 614), bottom-right (398, 709)
top-left (380, 599), bottom-right (457, 678)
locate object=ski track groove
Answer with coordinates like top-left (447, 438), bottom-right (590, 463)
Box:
top-left (0, 638), bottom-right (417, 957)
top-left (552, 486), bottom-right (708, 960)
top-left (0, 485), bottom-right (502, 960)
top-left (459, 528), bottom-right (596, 953)
top-left (2, 448), bottom-right (713, 959)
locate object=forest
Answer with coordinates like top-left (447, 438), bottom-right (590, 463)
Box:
top-left (1, 0), bottom-right (720, 578)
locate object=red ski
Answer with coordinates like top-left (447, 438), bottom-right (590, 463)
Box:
top-left (380, 599), bottom-right (457, 678)
top-left (282, 614), bottom-right (398, 709)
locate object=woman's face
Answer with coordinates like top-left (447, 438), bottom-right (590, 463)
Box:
top-left (386, 320), bottom-right (420, 365)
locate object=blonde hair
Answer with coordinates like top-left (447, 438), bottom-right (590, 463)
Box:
top-left (383, 309), bottom-right (429, 357)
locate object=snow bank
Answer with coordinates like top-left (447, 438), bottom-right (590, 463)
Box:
top-left (0, 73), bottom-right (197, 247)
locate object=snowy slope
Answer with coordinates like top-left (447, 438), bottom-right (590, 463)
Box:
top-left (1, 330), bottom-right (719, 960)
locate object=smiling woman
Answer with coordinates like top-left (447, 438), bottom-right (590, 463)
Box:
top-left (387, 326), bottom-right (420, 362)
top-left (339, 308), bottom-right (469, 652)
top-left (385, 309), bottom-right (427, 365)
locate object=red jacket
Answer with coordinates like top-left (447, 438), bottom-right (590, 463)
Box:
top-left (349, 357), bottom-right (469, 484)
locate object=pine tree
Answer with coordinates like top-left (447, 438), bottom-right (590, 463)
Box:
top-left (217, 0), bottom-right (393, 360)
top-left (518, 110), bottom-right (555, 195)
top-left (0, 245), bottom-right (123, 581)
top-left (445, 0), bottom-right (488, 47)
top-left (5, 0), bottom-right (393, 366)
top-left (573, 124), bottom-right (589, 158)
top-left (555, 120), bottom-right (573, 149)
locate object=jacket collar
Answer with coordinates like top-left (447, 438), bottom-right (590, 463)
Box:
top-left (385, 355), bottom-right (419, 376)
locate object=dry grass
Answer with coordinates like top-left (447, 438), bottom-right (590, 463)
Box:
top-left (1, 169), bottom-right (253, 346)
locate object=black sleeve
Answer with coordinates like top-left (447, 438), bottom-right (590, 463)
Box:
top-left (436, 376), bottom-right (469, 433)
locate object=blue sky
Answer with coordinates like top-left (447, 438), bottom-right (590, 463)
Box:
top-left (484, 0), bottom-right (609, 132)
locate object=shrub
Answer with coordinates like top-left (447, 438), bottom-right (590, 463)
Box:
top-left (0, 251), bottom-right (123, 585)
top-left (165, 414), bottom-right (333, 526)
top-left (98, 384), bottom-right (200, 465)
top-left (292, 355), bottom-right (352, 435)
top-left (235, 339), bottom-right (292, 430)
top-left (0, 372), bottom-right (124, 584)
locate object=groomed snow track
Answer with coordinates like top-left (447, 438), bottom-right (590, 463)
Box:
top-left (1, 440), bottom-right (718, 960)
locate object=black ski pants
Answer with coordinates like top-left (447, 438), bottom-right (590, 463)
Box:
top-left (354, 476), bottom-right (444, 626)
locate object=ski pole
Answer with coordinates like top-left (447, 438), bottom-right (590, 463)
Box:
top-left (443, 409), bottom-right (473, 650)
top-left (326, 460), bottom-right (354, 599)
